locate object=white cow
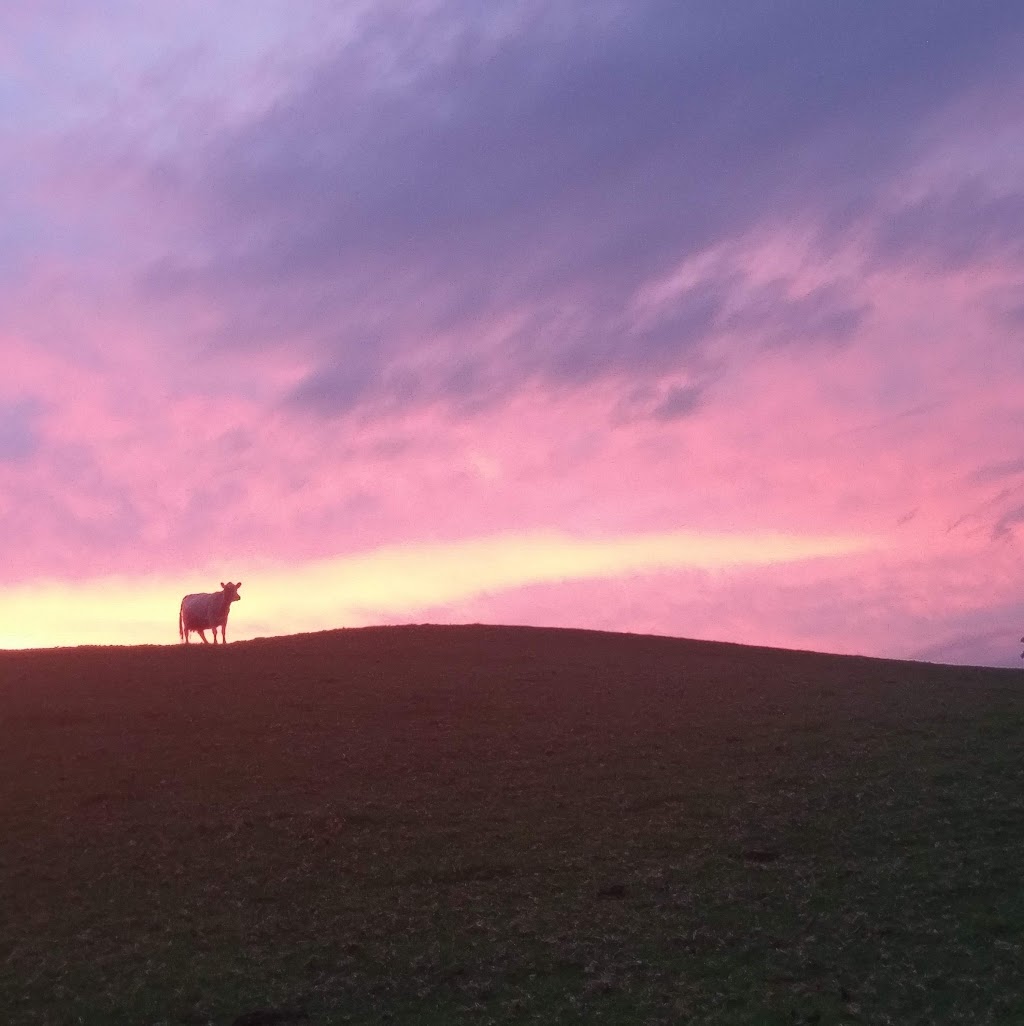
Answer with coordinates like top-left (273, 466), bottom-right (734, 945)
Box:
top-left (179, 581), bottom-right (242, 644)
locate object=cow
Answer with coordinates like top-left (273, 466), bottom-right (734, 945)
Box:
top-left (179, 581), bottom-right (242, 644)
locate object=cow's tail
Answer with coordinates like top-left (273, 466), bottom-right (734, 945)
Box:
top-left (179, 600), bottom-right (186, 642)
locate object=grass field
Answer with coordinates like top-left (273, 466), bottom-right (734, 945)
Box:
top-left (2, 624), bottom-right (1023, 1025)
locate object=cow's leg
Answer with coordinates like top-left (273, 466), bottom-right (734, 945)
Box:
top-left (198, 629), bottom-right (210, 644)
top-left (222, 623), bottom-right (227, 645)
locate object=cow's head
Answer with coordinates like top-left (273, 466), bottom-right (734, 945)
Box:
top-left (221, 581), bottom-right (242, 603)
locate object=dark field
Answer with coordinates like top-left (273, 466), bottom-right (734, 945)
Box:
top-left (2, 624), bottom-right (1023, 1025)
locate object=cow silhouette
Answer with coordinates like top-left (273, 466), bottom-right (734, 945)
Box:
top-left (179, 582), bottom-right (242, 644)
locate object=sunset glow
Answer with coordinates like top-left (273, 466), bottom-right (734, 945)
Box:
top-left (0, 529), bottom-right (879, 649)
top-left (3, 4), bottom-right (1024, 663)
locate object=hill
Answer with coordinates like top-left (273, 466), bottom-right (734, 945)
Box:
top-left (2, 624), bottom-right (1023, 1025)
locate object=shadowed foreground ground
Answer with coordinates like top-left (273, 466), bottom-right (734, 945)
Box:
top-left (2, 624), bottom-right (1023, 1025)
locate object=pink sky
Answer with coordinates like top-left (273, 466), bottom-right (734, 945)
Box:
top-left (3, 3), bottom-right (1024, 664)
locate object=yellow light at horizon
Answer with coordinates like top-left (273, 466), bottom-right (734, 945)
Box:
top-left (0, 528), bottom-right (880, 649)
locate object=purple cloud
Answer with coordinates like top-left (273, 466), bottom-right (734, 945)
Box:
top-left (0, 399), bottom-right (42, 462)
top-left (132, 1), bottom-right (1024, 418)
top-left (873, 185), bottom-right (1024, 270)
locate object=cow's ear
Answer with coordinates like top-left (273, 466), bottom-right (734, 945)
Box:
top-left (236, 582), bottom-right (242, 588)
top-left (221, 582), bottom-right (226, 588)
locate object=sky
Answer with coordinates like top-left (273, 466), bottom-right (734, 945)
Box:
top-left (3, 1), bottom-right (1024, 665)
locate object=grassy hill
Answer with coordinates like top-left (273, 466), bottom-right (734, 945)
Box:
top-left (2, 624), bottom-right (1023, 1025)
